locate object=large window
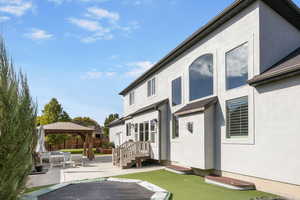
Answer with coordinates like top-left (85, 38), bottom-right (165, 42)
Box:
top-left (139, 123), bottom-right (144, 141)
top-left (147, 78), bottom-right (156, 97)
top-left (189, 54), bottom-right (214, 101)
top-left (150, 119), bottom-right (157, 143)
top-left (126, 123), bottom-right (131, 136)
top-left (172, 77), bottom-right (182, 106)
top-left (172, 115), bottom-right (179, 139)
top-left (226, 43), bottom-right (248, 90)
top-left (129, 91), bottom-right (135, 105)
top-left (226, 96), bottom-right (248, 138)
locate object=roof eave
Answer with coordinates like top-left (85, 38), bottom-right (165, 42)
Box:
top-left (248, 65), bottom-right (300, 86)
top-left (119, 0), bottom-right (300, 96)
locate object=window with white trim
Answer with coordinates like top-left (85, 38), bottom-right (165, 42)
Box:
top-left (226, 96), bottom-right (248, 138)
top-left (126, 123), bottom-right (131, 136)
top-left (150, 119), bottom-right (157, 143)
top-left (147, 78), bottom-right (156, 97)
top-left (129, 91), bottom-right (135, 105)
top-left (172, 115), bottom-right (179, 139)
top-left (226, 43), bottom-right (248, 90)
top-left (172, 77), bottom-right (182, 106)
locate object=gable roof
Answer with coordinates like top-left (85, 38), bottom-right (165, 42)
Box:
top-left (248, 47), bottom-right (300, 86)
top-left (174, 96), bottom-right (218, 117)
top-left (42, 122), bottom-right (95, 134)
top-left (119, 0), bottom-right (300, 96)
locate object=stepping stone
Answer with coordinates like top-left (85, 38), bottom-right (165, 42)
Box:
top-left (165, 165), bottom-right (193, 175)
top-left (205, 175), bottom-right (255, 190)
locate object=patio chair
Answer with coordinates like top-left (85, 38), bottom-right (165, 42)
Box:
top-left (49, 155), bottom-right (64, 168)
top-left (40, 152), bottom-right (51, 165)
top-left (62, 152), bottom-right (75, 168)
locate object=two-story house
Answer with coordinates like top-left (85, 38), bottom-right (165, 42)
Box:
top-left (109, 0), bottom-right (300, 198)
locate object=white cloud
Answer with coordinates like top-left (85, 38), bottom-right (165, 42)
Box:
top-left (81, 70), bottom-right (116, 79)
top-left (24, 28), bottom-right (54, 40)
top-left (126, 61), bottom-right (154, 77)
top-left (48, 0), bottom-right (110, 4)
top-left (81, 70), bottom-right (102, 80)
top-left (0, 1), bottom-right (32, 16)
top-left (86, 7), bottom-right (119, 22)
top-left (0, 15), bottom-right (9, 22)
top-left (68, 18), bottom-right (108, 32)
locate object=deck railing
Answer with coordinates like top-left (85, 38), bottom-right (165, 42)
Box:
top-left (112, 141), bottom-right (151, 168)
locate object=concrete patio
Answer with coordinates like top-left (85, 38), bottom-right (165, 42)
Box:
top-left (27, 155), bottom-right (164, 188)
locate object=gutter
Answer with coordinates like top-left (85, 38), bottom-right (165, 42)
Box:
top-left (248, 64), bottom-right (300, 86)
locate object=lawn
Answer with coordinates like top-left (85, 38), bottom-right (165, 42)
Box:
top-left (116, 170), bottom-right (276, 200)
top-left (61, 148), bottom-right (109, 155)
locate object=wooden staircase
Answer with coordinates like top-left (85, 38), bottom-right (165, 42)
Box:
top-left (112, 141), bottom-right (152, 169)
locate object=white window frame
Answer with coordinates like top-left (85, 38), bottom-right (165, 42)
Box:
top-left (147, 77), bottom-right (156, 97)
top-left (129, 91), bottom-right (135, 106)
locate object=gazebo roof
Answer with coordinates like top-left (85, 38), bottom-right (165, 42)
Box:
top-left (42, 122), bottom-right (95, 134)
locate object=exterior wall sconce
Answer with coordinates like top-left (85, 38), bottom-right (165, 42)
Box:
top-left (187, 122), bottom-right (193, 133)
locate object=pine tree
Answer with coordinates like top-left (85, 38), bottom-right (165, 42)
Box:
top-left (0, 39), bottom-right (37, 200)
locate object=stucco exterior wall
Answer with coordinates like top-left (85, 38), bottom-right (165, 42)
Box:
top-left (259, 1), bottom-right (300, 73)
top-left (109, 124), bottom-right (125, 146)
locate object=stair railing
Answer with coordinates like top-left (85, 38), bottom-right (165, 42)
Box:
top-left (112, 141), bottom-right (151, 168)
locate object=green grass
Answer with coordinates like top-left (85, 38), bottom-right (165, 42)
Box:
top-left (61, 148), bottom-right (109, 155)
top-left (116, 170), bottom-right (276, 200)
top-left (25, 184), bottom-right (54, 193)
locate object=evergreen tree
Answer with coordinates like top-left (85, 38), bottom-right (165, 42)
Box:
top-left (103, 113), bottom-right (119, 137)
top-left (0, 39), bottom-right (37, 200)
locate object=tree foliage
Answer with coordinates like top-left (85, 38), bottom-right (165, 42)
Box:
top-left (37, 98), bottom-right (71, 147)
top-left (72, 116), bottom-right (99, 127)
top-left (103, 113), bottom-right (119, 137)
top-left (37, 98), bottom-right (71, 125)
top-left (0, 39), bottom-right (37, 200)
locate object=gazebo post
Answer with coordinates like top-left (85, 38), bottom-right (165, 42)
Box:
top-left (80, 134), bottom-right (87, 156)
top-left (87, 133), bottom-right (95, 160)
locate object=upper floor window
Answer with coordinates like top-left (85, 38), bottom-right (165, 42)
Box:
top-left (226, 96), bottom-right (248, 138)
top-left (172, 77), bottom-right (182, 106)
top-left (129, 91), bottom-right (135, 105)
top-left (226, 42), bottom-right (248, 90)
top-left (189, 54), bottom-right (214, 101)
top-left (147, 78), bottom-right (156, 97)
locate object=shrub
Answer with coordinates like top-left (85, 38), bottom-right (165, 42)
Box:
top-left (0, 40), bottom-right (37, 200)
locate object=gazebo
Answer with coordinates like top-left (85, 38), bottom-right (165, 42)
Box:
top-left (43, 122), bottom-right (95, 160)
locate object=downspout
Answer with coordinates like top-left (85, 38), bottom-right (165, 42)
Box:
top-left (158, 108), bottom-right (162, 162)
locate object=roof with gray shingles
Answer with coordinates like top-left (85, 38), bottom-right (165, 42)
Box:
top-left (42, 122), bottom-right (95, 132)
top-left (174, 96), bottom-right (218, 117)
top-left (119, 0), bottom-right (300, 95)
top-left (248, 47), bottom-right (300, 86)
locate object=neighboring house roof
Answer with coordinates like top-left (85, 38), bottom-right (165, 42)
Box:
top-left (108, 118), bottom-right (125, 128)
top-left (248, 47), bottom-right (300, 86)
top-left (174, 96), bottom-right (218, 117)
top-left (119, 0), bottom-right (300, 96)
top-left (42, 122), bottom-right (95, 134)
top-left (126, 99), bottom-right (169, 118)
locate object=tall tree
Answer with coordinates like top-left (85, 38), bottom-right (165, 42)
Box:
top-left (37, 98), bottom-right (71, 125)
top-left (0, 39), bottom-right (37, 200)
top-left (37, 98), bottom-right (71, 148)
top-left (72, 117), bottom-right (99, 127)
top-left (103, 113), bottom-right (119, 137)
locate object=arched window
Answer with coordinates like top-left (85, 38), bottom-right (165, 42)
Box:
top-left (189, 54), bottom-right (214, 101)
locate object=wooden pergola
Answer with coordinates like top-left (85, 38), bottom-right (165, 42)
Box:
top-left (43, 122), bottom-right (95, 160)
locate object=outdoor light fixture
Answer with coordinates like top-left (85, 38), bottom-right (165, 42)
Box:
top-left (187, 122), bottom-right (193, 133)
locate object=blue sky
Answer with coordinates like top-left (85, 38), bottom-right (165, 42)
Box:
top-left (1, 0), bottom-right (300, 124)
